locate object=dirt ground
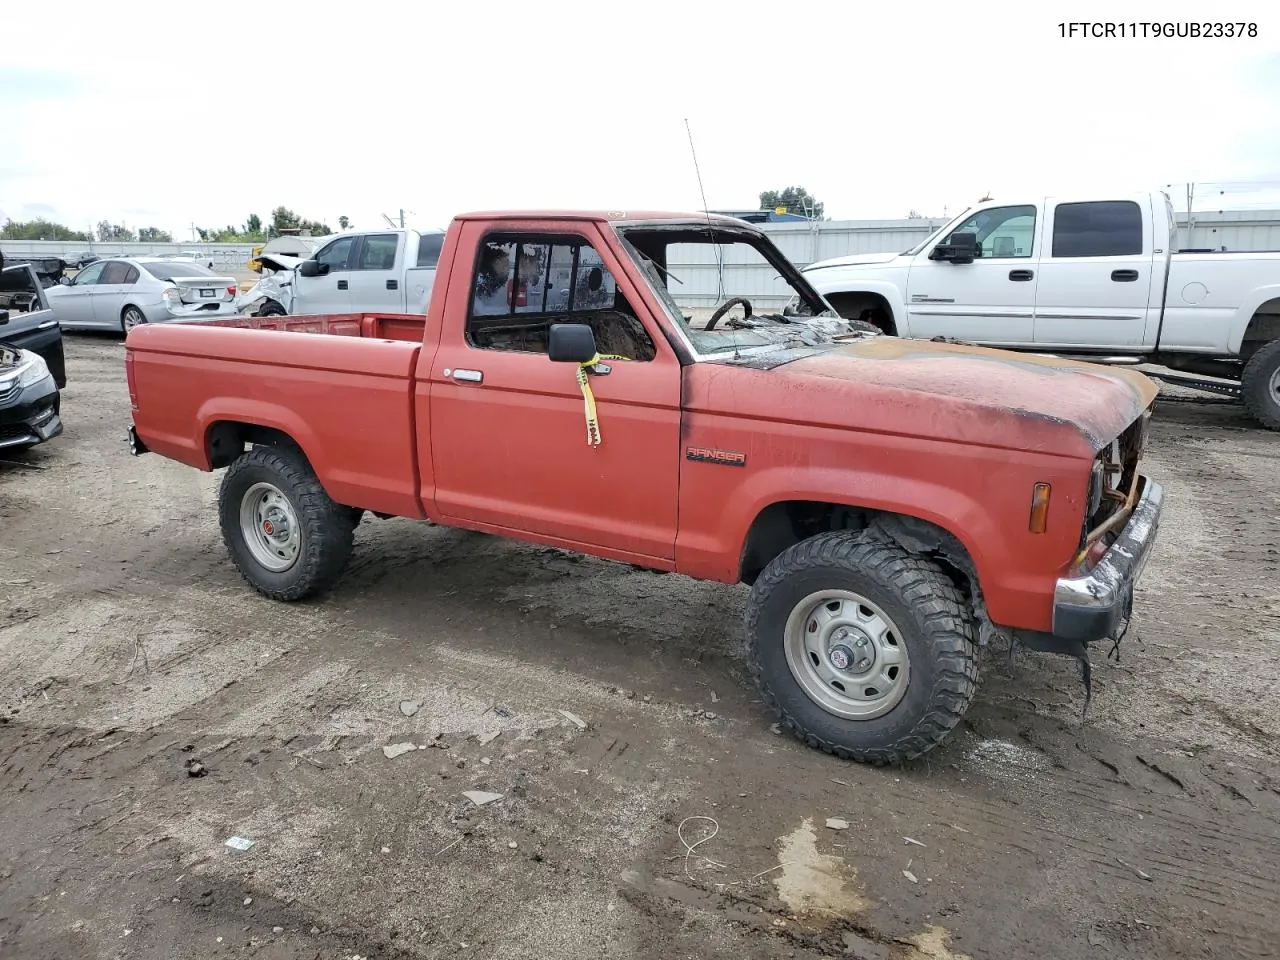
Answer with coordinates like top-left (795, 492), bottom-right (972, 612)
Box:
top-left (2, 335), bottom-right (1279, 960)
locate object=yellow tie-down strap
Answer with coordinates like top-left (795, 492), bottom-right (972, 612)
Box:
top-left (577, 353), bottom-right (631, 446)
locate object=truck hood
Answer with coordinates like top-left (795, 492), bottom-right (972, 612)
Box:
top-left (803, 251), bottom-right (905, 272)
top-left (706, 338), bottom-right (1157, 457)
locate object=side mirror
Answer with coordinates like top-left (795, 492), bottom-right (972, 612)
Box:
top-left (0, 310), bottom-right (9, 325)
top-left (297, 259), bottom-right (327, 278)
top-left (931, 231), bottom-right (978, 263)
top-left (59, 276), bottom-right (71, 286)
top-left (548, 323), bottom-right (598, 363)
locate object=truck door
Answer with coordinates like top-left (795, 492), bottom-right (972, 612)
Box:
top-left (1032, 197), bottom-right (1157, 349)
top-left (903, 204), bottom-right (1041, 345)
top-left (292, 235), bottom-right (355, 315)
top-left (346, 233), bottom-right (404, 312)
top-left (425, 221), bottom-right (682, 562)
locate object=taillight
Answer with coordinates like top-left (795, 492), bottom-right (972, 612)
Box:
top-left (163, 286), bottom-right (181, 303)
top-left (226, 286), bottom-right (237, 299)
top-left (125, 351), bottom-right (138, 410)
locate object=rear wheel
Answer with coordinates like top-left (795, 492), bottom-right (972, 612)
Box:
top-left (258, 300), bottom-right (287, 317)
top-left (745, 530), bottom-right (979, 765)
top-left (217, 445), bottom-right (357, 600)
top-left (1241, 339), bottom-right (1280, 431)
top-left (121, 306), bottom-right (147, 333)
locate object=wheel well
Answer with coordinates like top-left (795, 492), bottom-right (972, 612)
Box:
top-left (739, 501), bottom-right (977, 597)
top-left (121, 304), bottom-right (140, 319)
top-left (205, 421), bottom-right (304, 469)
top-left (1242, 298), bottom-right (1280, 359)
top-left (822, 292), bottom-right (897, 335)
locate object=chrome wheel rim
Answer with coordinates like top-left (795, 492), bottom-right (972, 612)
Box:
top-left (239, 482), bottom-right (301, 572)
top-left (1270, 365), bottom-right (1280, 404)
top-left (783, 589), bottom-right (910, 719)
top-left (123, 308), bottom-right (145, 330)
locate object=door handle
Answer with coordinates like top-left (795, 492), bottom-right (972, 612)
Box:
top-left (448, 368), bottom-right (483, 384)
top-left (1111, 269), bottom-right (1139, 282)
top-left (337, 279), bottom-right (348, 290)
top-left (1008, 269), bottom-right (1034, 281)
top-left (386, 279), bottom-right (398, 290)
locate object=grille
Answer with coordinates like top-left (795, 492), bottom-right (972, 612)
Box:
top-left (0, 381), bottom-right (18, 405)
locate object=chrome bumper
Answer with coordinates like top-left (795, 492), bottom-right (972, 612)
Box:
top-left (1052, 475), bottom-right (1164, 642)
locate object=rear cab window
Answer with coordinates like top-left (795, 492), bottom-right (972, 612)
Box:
top-left (355, 234), bottom-right (401, 270)
top-left (465, 232), bottom-right (655, 361)
top-left (416, 233), bottom-right (445, 268)
top-left (1051, 201), bottom-right (1144, 257)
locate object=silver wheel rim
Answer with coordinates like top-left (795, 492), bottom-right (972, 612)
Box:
top-left (123, 309), bottom-right (144, 330)
top-left (238, 481), bottom-right (301, 572)
top-left (783, 589), bottom-right (910, 720)
top-left (1270, 365), bottom-right (1280, 404)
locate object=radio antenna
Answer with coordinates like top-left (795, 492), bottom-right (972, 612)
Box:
top-left (685, 118), bottom-right (726, 301)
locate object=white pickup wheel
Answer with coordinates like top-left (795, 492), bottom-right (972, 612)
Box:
top-left (217, 445), bottom-right (357, 600)
top-left (745, 530), bottom-right (979, 765)
top-left (1241, 339), bottom-right (1280, 431)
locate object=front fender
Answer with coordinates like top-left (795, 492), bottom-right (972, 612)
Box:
top-left (804, 273), bottom-right (907, 332)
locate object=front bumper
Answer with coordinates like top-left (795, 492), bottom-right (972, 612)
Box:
top-left (0, 375), bottom-right (63, 450)
top-left (1052, 475), bottom-right (1163, 642)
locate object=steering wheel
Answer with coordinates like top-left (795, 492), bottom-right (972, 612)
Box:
top-left (704, 297), bottom-right (753, 331)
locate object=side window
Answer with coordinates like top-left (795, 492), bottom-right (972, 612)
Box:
top-left (944, 205), bottom-right (1037, 258)
top-left (101, 261), bottom-right (130, 284)
top-left (74, 262), bottom-right (106, 285)
top-left (355, 234), bottom-right (399, 270)
top-left (466, 234), bottom-right (654, 360)
top-left (1052, 201), bottom-right (1143, 257)
top-left (416, 233), bottom-right (445, 268)
top-left (122, 265), bottom-right (139, 284)
top-left (315, 236), bottom-right (355, 271)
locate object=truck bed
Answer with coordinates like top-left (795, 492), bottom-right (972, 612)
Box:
top-left (208, 311), bottom-right (428, 343)
top-left (126, 311), bottom-right (430, 518)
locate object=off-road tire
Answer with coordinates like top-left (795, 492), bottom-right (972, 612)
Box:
top-left (1241, 339), bottom-right (1280, 431)
top-left (846, 317), bottom-right (883, 336)
top-left (745, 530), bottom-right (979, 765)
top-left (217, 445), bottom-right (356, 601)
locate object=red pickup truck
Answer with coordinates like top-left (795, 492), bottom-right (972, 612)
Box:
top-left (125, 210), bottom-right (1163, 765)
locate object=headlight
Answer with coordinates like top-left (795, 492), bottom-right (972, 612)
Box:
top-left (0, 351), bottom-right (51, 392)
top-left (1087, 459), bottom-right (1104, 517)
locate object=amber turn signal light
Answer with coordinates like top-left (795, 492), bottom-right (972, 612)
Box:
top-left (1028, 483), bottom-right (1051, 534)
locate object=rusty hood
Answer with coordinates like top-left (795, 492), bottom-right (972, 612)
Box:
top-left (714, 337), bottom-right (1158, 458)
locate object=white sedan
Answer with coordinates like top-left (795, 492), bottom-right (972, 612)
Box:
top-left (46, 257), bottom-right (239, 332)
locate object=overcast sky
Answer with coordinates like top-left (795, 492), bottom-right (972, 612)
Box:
top-left (2, 1), bottom-right (1279, 238)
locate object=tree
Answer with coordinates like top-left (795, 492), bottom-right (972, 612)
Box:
top-left (245, 213), bottom-right (262, 235)
top-left (1, 218), bottom-right (91, 241)
top-left (96, 221), bottom-right (136, 242)
top-left (338, 215), bottom-right (350, 231)
top-left (759, 186), bottom-right (824, 220)
top-left (137, 226), bottom-right (173, 242)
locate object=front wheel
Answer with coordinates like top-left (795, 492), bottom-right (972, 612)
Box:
top-left (745, 530), bottom-right (979, 765)
top-left (257, 300), bottom-right (287, 317)
top-left (217, 445), bottom-right (357, 600)
top-left (1241, 339), bottom-right (1280, 431)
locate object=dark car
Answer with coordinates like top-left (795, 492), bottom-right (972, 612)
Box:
top-left (1, 259), bottom-right (67, 452)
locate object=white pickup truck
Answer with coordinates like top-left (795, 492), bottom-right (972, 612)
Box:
top-left (799, 191), bottom-right (1280, 429)
top-left (239, 228), bottom-right (446, 318)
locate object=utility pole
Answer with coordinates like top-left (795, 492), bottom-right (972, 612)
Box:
top-left (1184, 182), bottom-right (1195, 250)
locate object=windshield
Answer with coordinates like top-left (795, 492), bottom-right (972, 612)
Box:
top-left (141, 261), bottom-right (217, 280)
top-left (900, 208), bottom-right (970, 256)
top-left (616, 225), bottom-right (856, 357)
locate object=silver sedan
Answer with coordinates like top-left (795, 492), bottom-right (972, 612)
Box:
top-left (46, 257), bottom-right (239, 332)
